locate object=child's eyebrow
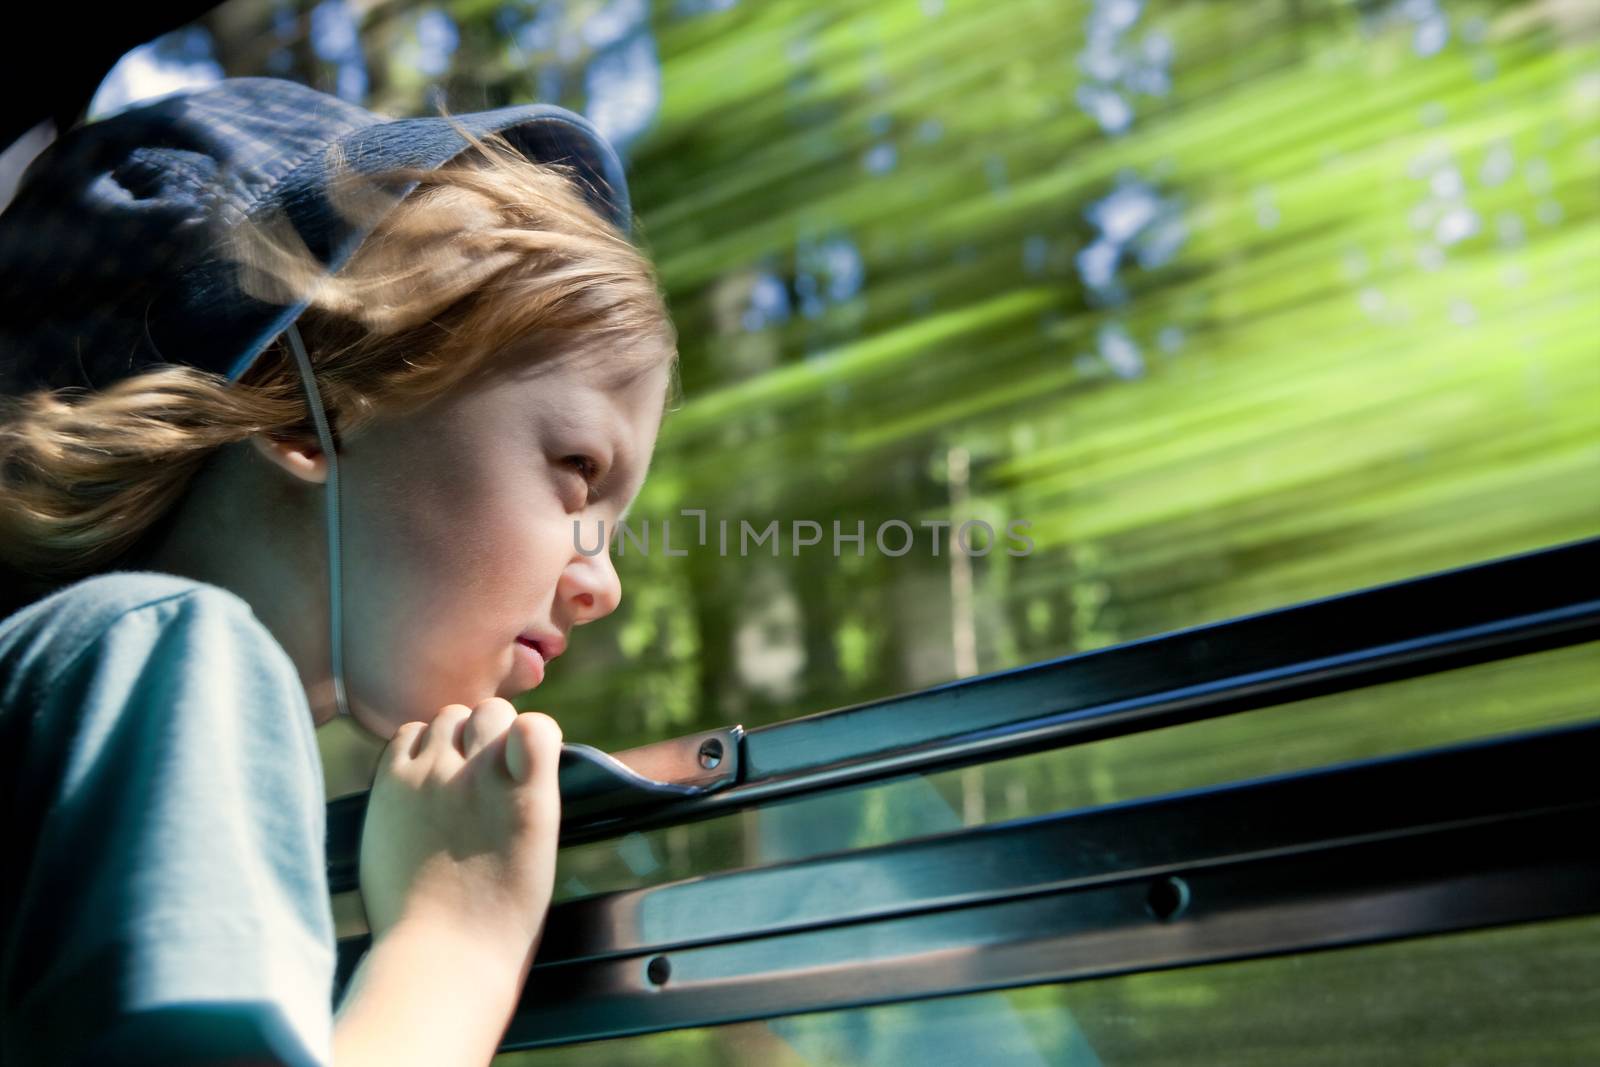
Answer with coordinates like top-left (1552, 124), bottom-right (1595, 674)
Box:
top-left (613, 449), bottom-right (653, 526)
top-left (603, 429), bottom-right (644, 527)
top-left (573, 386), bottom-right (654, 525)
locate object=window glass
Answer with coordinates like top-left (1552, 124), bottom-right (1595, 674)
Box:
top-left (497, 913), bottom-right (1600, 1065)
top-left (93, 0), bottom-right (1599, 761)
top-left (554, 640), bottom-right (1596, 899)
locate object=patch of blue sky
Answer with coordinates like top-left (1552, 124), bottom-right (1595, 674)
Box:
top-left (415, 10), bottom-right (460, 78)
top-left (1434, 205), bottom-right (1479, 246)
top-left (788, 235), bottom-right (866, 321)
top-left (1098, 321), bottom-right (1144, 379)
top-left (267, 0), bottom-right (298, 72)
top-left (1430, 165), bottom-right (1464, 198)
top-left (1075, 85), bottom-right (1132, 135)
top-left (335, 62), bottom-right (367, 102)
top-left (1409, 151), bottom-right (1480, 255)
top-left (743, 270), bottom-right (792, 332)
top-left (819, 239), bottom-right (865, 302)
top-left (1087, 179), bottom-right (1158, 244)
top-left (1361, 0), bottom-right (1451, 59)
top-left (1133, 213), bottom-right (1186, 269)
top-left (311, 0), bottom-right (357, 59)
top-left (88, 26), bottom-right (224, 121)
top-left (1098, 0), bottom-right (1143, 34)
top-left (586, 31), bottom-right (663, 156)
top-left (1412, 10), bottom-right (1449, 57)
top-left (1076, 240), bottom-right (1119, 296)
top-left (511, 2), bottom-right (563, 53)
top-left (584, 0), bottom-right (649, 49)
top-left (863, 142), bottom-right (897, 175)
top-left (273, 0), bottom-right (298, 40)
top-left (1077, 175), bottom-right (1186, 303)
top-left (1074, 0), bottom-right (1171, 134)
top-left (311, 0), bottom-right (367, 102)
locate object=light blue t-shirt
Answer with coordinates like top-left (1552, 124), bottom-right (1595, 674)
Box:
top-left (0, 571), bottom-right (335, 1066)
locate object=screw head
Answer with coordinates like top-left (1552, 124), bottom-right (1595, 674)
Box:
top-left (697, 738), bottom-right (723, 770)
top-left (646, 955), bottom-right (672, 986)
top-left (1146, 875), bottom-right (1191, 922)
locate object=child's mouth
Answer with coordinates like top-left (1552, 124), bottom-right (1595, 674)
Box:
top-left (514, 636), bottom-right (546, 687)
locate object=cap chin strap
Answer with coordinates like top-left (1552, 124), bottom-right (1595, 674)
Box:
top-left (283, 322), bottom-right (353, 721)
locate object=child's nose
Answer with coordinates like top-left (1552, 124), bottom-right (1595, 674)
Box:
top-left (562, 540), bottom-right (623, 623)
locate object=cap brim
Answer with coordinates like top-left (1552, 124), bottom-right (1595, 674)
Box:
top-left (223, 102), bottom-right (631, 381)
top-left (331, 103), bottom-right (632, 236)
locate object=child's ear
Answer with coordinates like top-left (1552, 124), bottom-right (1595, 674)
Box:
top-left (249, 433), bottom-right (330, 485)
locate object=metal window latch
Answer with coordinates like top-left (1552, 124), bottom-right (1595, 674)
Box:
top-left (326, 725), bottom-right (744, 894)
top-left (559, 725), bottom-right (744, 820)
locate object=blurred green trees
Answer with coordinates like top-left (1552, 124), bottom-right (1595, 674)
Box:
top-left (191, 0), bottom-right (1599, 752)
top-left (171, 1), bottom-right (1600, 1058)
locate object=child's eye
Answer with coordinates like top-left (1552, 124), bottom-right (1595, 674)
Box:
top-left (565, 455), bottom-right (598, 482)
top-left (563, 455), bottom-right (603, 503)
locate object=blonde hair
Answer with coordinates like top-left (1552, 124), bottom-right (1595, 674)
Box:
top-left (0, 127), bottom-right (678, 615)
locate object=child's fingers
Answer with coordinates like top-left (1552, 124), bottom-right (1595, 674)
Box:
top-left (504, 711), bottom-right (563, 786)
top-left (384, 721), bottom-right (427, 769)
top-left (418, 704), bottom-right (472, 769)
top-left (461, 698), bottom-right (517, 762)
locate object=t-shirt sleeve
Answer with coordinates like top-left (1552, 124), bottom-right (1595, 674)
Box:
top-left (3, 587), bottom-right (336, 1066)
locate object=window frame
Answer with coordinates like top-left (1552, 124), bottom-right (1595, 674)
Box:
top-left (328, 535), bottom-right (1600, 1047)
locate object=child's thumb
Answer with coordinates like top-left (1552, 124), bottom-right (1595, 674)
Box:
top-left (504, 720), bottom-right (533, 784)
top-left (503, 711), bottom-right (562, 787)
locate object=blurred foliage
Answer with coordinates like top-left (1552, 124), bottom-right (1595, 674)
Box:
top-left (154, 0), bottom-right (1600, 1060)
top-left (590, 0), bottom-right (1600, 749)
top-left (182, 0), bottom-right (1600, 756)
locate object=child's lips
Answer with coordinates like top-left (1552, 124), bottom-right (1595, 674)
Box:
top-left (514, 636), bottom-right (546, 687)
top-left (517, 631), bottom-right (567, 661)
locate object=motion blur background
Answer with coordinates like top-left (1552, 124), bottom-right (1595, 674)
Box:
top-left (33, 0), bottom-right (1600, 1062)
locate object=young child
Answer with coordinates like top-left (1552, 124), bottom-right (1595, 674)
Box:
top-left (0, 77), bottom-right (677, 1065)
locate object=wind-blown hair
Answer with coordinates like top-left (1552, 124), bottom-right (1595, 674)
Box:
top-left (0, 125), bottom-right (678, 617)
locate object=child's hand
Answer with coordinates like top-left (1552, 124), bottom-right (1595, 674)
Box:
top-left (358, 699), bottom-right (563, 975)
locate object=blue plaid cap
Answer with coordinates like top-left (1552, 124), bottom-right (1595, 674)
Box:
top-left (0, 77), bottom-right (632, 396)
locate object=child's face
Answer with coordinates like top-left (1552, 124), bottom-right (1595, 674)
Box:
top-left (324, 348), bottom-right (669, 738)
